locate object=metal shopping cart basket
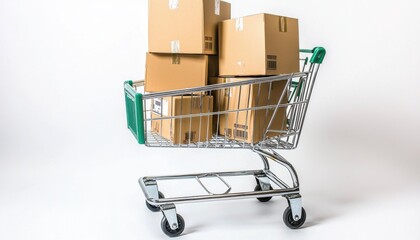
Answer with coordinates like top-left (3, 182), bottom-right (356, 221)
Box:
top-left (124, 47), bottom-right (326, 237)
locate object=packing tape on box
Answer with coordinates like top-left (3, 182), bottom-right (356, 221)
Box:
top-left (235, 17), bottom-right (243, 31)
top-left (279, 16), bottom-right (287, 32)
top-left (172, 54), bottom-right (181, 64)
top-left (215, 0), bottom-right (220, 15)
top-left (171, 40), bottom-right (180, 53)
top-left (169, 0), bottom-right (179, 10)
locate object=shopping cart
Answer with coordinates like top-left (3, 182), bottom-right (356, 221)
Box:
top-left (124, 47), bottom-right (326, 237)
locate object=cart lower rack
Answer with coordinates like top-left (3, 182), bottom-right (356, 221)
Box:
top-left (124, 47), bottom-right (326, 237)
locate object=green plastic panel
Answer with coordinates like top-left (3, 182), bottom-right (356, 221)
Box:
top-left (124, 80), bottom-right (145, 144)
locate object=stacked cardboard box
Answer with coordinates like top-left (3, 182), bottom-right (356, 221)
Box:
top-left (151, 96), bottom-right (213, 144)
top-left (211, 13), bottom-right (300, 143)
top-left (209, 77), bottom-right (289, 143)
top-left (146, 0), bottom-right (231, 144)
top-left (219, 14), bottom-right (299, 76)
top-left (145, 0), bottom-right (231, 92)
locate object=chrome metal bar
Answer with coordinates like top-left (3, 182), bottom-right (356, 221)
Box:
top-left (142, 170), bottom-right (265, 182)
top-left (145, 188), bottom-right (299, 205)
top-left (188, 95), bottom-right (193, 145)
top-left (253, 149), bottom-right (299, 188)
top-left (243, 83), bottom-right (252, 148)
top-left (144, 102), bottom-right (309, 122)
top-left (234, 85), bottom-right (242, 142)
top-left (206, 94), bottom-right (211, 144)
top-left (215, 88), bottom-right (221, 148)
top-left (265, 170), bottom-right (290, 189)
top-left (263, 75), bottom-right (294, 139)
top-left (142, 98), bottom-right (149, 144)
top-left (139, 161), bottom-right (300, 204)
top-left (141, 73), bottom-right (308, 99)
top-left (178, 95), bottom-right (183, 146)
top-left (132, 80), bottom-right (145, 87)
top-left (223, 83), bottom-right (231, 147)
top-left (160, 97), bottom-right (164, 147)
top-left (252, 82), bottom-right (263, 143)
top-left (195, 174), bottom-right (232, 195)
top-left (258, 153), bottom-right (270, 171)
top-left (263, 81), bottom-right (274, 141)
top-left (265, 129), bottom-right (299, 134)
top-left (295, 64), bottom-right (321, 147)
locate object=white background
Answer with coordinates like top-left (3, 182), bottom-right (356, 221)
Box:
top-left (1, 0), bottom-right (420, 239)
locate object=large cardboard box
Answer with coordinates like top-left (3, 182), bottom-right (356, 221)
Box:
top-left (145, 53), bottom-right (218, 92)
top-left (151, 95), bottom-right (213, 144)
top-left (219, 14), bottom-right (299, 76)
top-left (148, 0), bottom-right (231, 54)
top-left (209, 77), bottom-right (288, 143)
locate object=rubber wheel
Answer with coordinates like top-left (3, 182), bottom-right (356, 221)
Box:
top-left (161, 214), bottom-right (185, 237)
top-left (145, 191), bottom-right (164, 212)
top-left (254, 184), bottom-right (274, 202)
top-left (283, 206), bottom-right (306, 229)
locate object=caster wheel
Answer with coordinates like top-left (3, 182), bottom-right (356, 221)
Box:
top-left (145, 191), bottom-right (164, 212)
top-left (283, 206), bottom-right (306, 229)
top-left (161, 214), bottom-right (185, 237)
top-left (254, 184), bottom-right (273, 202)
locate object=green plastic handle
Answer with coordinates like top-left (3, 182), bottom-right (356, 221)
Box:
top-left (300, 47), bottom-right (326, 64)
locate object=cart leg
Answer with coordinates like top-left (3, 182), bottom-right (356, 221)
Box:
top-left (254, 172), bottom-right (273, 202)
top-left (144, 179), bottom-right (165, 212)
top-left (283, 194), bottom-right (306, 229)
top-left (286, 194), bottom-right (303, 220)
top-left (255, 173), bottom-right (271, 191)
top-left (161, 204), bottom-right (179, 230)
top-left (160, 204), bottom-right (185, 237)
top-left (144, 179), bottom-right (159, 199)
top-left (256, 153), bottom-right (272, 189)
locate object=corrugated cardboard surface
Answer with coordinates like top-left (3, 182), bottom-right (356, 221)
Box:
top-left (151, 95), bottom-right (213, 144)
top-left (145, 53), bottom-right (218, 92)
top-left (148, 0), bottom-right (231, 54)
top-left (219, 13), bottom-right (299, 76)
top-left (209, 77), bottom-right (288, 143)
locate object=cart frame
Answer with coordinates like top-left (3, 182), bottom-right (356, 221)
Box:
top-left (124, 47), bottom-right (326, 236)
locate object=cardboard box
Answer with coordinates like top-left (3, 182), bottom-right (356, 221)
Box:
top-left (148, 0), bottom-right (231, 54)
top-left (209, 77), bottom-right (288, 143)
top-left (151, 95), bottom-right (213, 144)
top-left (219, 13), bottom-right (300, 76)
top-left (145, 53), bottom-right (218, 92)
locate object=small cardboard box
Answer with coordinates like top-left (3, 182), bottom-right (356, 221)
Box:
top-left (209, 77), bottom-right (288, 143)
top-left (145, 53), bottom-right (218, 92)
top-left (151, 95), bottom-right (213, 144)
top-left (219, 13), bottom-right (300, 76)
top-left (148, 0), bottom-right (231, 54)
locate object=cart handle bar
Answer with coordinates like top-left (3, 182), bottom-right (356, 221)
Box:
top-left (300, 47), bottom-right (326, 64)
